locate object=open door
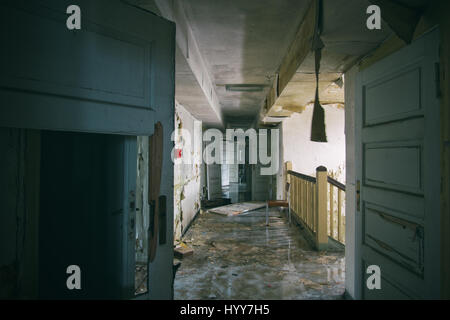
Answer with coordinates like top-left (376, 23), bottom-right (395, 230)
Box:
top-left (355, 29), bottom-right (441, 299)
top-left (252, 130), bottom-right (271, 201)
top-left (252, 164), bottom-right (271, 201)
top-left (0, 0), bottom-right (175, 299)
top-left (207, 164), bottom-right (222, 200)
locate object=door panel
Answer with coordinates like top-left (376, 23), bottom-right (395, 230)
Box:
top-left (0, 3), bottom-right (151, 108)
top-left (0, 0), bottom-right (173, 136)
top-left (364, 141), bottom-right (423, 194)
top-left (364, 67), bottom-right (422, 125)
top-left (355, 29), bottom-right (441, 299)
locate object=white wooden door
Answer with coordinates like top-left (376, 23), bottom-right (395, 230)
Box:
top-left (0, 0), bottom-right (175, 299)
top-left (0, 0), bottom-right (172, 136)
top-left (355, 29), bottom-right (441, 299)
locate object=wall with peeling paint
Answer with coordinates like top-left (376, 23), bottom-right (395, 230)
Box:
top-left (174, 102), bottom-right (203, 242)
top-left (136, 136), bottom-right (150, 264)
top-left (282, 104), bottom-right (346, 183)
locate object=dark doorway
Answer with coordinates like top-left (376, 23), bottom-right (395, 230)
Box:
top-left (39, 131), bottom-right (132, 299)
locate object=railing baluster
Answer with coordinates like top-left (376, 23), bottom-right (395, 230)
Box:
top-left (342, 191), bottom-right (345, 244)
top-left (306, 181), bottom-right (309, 225)
top-left (300, 180), bottom-right (305, 221)
top-left (316, 166), bottom-right (328, 250)
top-left (306, 182), bottom-right (309, 228)
top-left (338, 188), bottom-right (342, 243)
top-left (329, 184), bottom-right (334, 238)
top-left (295, 177), bottom-right (298, 217)
top-left (297, 178), bottom-right (300, 217)
top-left (298, 179), bottom-right (301, 219)
top-left (302, 180), bottom-right (305, 221)
top-left (305, 181), bottom-right (308, 225)
top-left (304, 180), bottom-right (307, 223)
top-left (292, 177), bottom-right (295, 216)
top-left (307, 182), bottom-right (310, 229)
top-left (301, 179), bottom-right (304, 221)
top-left (308, 183), bottom-right (312, 230)
top-left (291, 177), bottom-right (297, 215)
top-left (313, 184), bottom-right (316, 232)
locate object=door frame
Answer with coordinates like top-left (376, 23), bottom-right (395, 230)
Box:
top-left (122, 136), bottom-right (138, 298)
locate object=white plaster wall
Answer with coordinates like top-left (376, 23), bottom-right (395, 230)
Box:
top-left (174, 102), bottom-right (202, 241)
top-left (282, 103), bottom-right (346, 182)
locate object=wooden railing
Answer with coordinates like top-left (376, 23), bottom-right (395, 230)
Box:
top-left (288, 170), bottom-right (317, 233)
top-left (327, 176), bottom-right (346, 244)
top-left (287, 166), bottom-right (345, 250)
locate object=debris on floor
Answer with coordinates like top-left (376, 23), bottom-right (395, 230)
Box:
top-left (174, 245), bottom-right (194, 259)
top-left (174, 208), bottom-right (345, 300)
top-left (135, 264), bottom-right (148, 295)
top-left (208, 201), bottom-right (266, 216)
top-left (201, 198), bottom-right (232, 209)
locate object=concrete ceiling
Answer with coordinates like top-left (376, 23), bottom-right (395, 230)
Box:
top-left (130, 0), bottom-right (398, 127)
top-left (182, 0), bottom-right (312, 123)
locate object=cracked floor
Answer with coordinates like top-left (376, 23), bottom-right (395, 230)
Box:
top-left (174, 208), bottom-right (345, 300)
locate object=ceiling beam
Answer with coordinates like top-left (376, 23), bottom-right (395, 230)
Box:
top-left (278, 0), bottom-right (317, 95)
top-left (154, 0), bottom-right (223, 127)
top-left (259, 0), bottom-right (317, 123)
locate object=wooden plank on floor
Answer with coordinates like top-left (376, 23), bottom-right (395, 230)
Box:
top-left (208, 202), bottom-right (266, 216)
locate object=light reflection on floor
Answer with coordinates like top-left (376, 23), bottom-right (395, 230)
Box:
top-left (174, 208), bottom-right (345, 300)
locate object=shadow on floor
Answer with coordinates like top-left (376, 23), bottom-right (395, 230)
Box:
top-left (174, 208), bottom-right (345, 300)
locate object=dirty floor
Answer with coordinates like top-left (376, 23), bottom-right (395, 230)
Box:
top-left (135, 264), bottom-right (148, 295)
top-left (174, 208), bottom-right (345, 300)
